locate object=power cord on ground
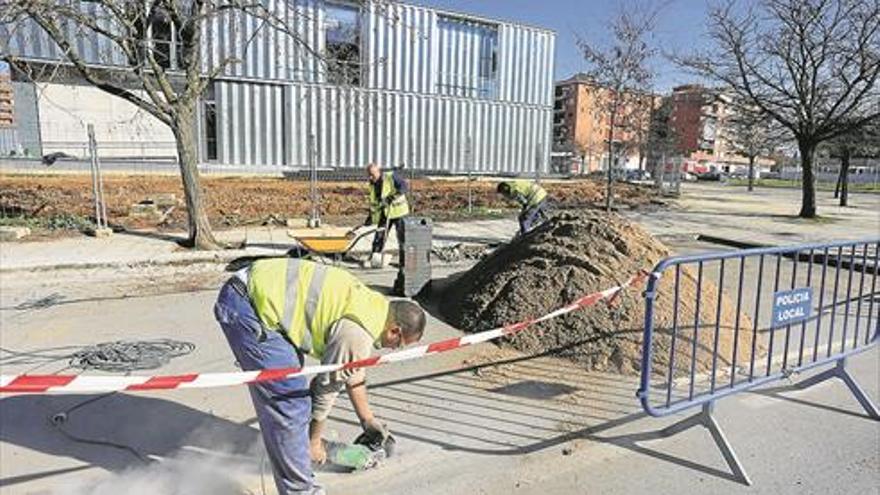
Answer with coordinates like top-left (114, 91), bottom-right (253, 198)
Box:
top-left (49, 392), bottom-right (153, 464)
top-left (44, 339), bottom-right (197, 467)
top-left (68, 339), bottom-right (196, 372)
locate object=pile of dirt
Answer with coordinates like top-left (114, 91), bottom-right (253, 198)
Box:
top-left (431, 243), bottom-right (495, 263)
top-left (443, 210), bottom-right (756, 376)
top-left (0, 175), bottom-right (657, 232)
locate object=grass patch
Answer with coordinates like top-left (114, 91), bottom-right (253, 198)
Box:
top-left (0, 213), bottom-right (94, 231)
top-left (0, 215), bottom-right (41, 229)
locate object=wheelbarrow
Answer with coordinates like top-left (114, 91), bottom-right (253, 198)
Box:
top-left (291, 225), bottom-right (380, 263)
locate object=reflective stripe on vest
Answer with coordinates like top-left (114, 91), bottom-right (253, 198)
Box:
top-left (509, 180), bottom-right (547, 208)
top-left (247, 258), bottom-right (388, 359)
top-left (279, 259), bottom-right (329, 354)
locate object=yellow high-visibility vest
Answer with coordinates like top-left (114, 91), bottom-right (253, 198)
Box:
top-left (507, 180), bottom-right (547, 207)
top-left (246, 258), bottom-right (388, 358)
top-left (368, 171), bottom-right (410, 224)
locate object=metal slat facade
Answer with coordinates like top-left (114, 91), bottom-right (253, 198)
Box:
top-left (2, 0), bottom-right (554, 174)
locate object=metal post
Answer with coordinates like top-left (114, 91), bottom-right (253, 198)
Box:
top-left (408, 137), bottom-right (416, 212)
top-left (308, 133), bottom-right (320, 228)
top-left (466, 135), bottom-right (473, 215)
top-left (86, 124), bottom-right (107, 230)
top-left (97, 147), bottom-right (107, 229)
top-left (535, 142), bottom-right (542, 185)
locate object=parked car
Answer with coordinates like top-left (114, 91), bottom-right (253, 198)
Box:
top-left (625, 169), bottom-right (651, 182)
top-left (697, 171), bottom-right (727, 181)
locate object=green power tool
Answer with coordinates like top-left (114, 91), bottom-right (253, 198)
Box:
top-left (323, 429), bottom-right (397, 471)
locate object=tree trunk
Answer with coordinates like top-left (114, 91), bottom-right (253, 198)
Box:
top-left (797, 141), bottom-right (817, 218)
top-left (747, 156), bottom-right (755, 192)
top-left (839, 148), bottom-right (850, 207)
top-left (172, 102), bottom-right (220, 250)
top-left (606, 114), bottom-right (615, 212)
top-left (833, 163), bottom-right (842, 199)
top-left (654, 152), bottom-right (665, 190)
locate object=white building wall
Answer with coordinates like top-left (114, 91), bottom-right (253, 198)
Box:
top-left (36, 83), bottom-right (176, 158)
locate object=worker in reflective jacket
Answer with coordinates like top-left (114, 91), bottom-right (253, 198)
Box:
top-left (214, 258), bottom-right (426, 494)
top-left (497, 180), bottom-right (549, 235)
top-left (365, 163), bottom-right (410, 267)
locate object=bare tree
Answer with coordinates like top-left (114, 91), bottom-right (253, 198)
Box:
top-left (646, 96), bottom-right (680, 190)
top-left (575, 133), bottom-right (607, 175)
top-left (826, 120), bottom-right (880, 206)
top-left (677, 0), bottom-right (880, 218)
top-left (724, 96), bottom-right (787, 191)
top-left (631, 94), bottom-right (657, 172)
top-left (0, 0), bottom-right (334, 249)
top-left (577, 6), bottom-right (658, 211)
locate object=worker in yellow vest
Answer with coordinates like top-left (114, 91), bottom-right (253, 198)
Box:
top-left (497, 180), bottom-right (549, 235)
top-left (214, 258), bottom-right (426, 494)
top-left (364, 163), bottom-right (410, 268)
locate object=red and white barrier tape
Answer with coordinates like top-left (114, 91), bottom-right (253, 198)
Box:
top-left (0, 272), bottom-right (646, 394)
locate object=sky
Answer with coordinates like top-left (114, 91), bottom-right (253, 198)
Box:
top-left (417, 0), bottom-right (714, 92)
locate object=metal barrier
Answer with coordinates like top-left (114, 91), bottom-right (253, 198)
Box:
top-left (637, 238), bottom-right (879, 485)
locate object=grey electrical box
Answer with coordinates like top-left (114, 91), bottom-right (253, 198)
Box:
top-left (394, 217), bottom-right (432, 297)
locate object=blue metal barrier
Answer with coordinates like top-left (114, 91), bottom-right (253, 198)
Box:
top-left (637, 238), bottom-right (879, 485)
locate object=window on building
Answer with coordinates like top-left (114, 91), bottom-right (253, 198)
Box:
top-left (324, 2), bottom-right (362, 86)
top-left (203, 83), bottom-right (218, 161)
top-left (437, 15), bottom-right (498, 99)
top-left (149, 9), bottom-right (178, 70)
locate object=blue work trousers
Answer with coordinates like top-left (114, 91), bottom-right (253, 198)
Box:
top-left (214, 280), bottom-right (322, 495)
top-left (518, 200), bottom-right (549, 235)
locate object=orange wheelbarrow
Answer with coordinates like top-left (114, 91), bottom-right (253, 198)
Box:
top-left (291, 225), bottom-right (379, 263)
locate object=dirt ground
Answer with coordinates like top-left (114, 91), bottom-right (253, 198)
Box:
top-left (0, 174), bottom-right (656, 233)
top-left (443, 210), bottom-right (756, 376)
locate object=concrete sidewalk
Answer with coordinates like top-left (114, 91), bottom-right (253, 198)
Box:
top-left (1, 237), bottom-right (876, 495)
top-left (0, 218), bottom-right (517, 272)
top-left (1, 182), bottom-right (877, 272)
top-left (1, 183), bottom-right (877, 495)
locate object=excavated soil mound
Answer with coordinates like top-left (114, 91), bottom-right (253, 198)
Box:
top-left (444, 211), bottom-right (756, 376)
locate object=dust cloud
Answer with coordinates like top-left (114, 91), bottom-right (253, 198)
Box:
top-left (56, 451), bottom-right (262, 495)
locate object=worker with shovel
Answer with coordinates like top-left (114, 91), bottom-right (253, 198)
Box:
top-left (214, 258), bottom-right (426, 494)
top-left (363, 163), bottom-right (410, 268)
top-left (497, 179), bottom-right (549, 235)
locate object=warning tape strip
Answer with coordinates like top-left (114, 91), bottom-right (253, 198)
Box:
top-left (0, 272), bottom-right (647, 394)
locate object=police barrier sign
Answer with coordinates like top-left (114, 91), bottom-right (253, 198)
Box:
top-left (771, 287), bottom-right (813, 327)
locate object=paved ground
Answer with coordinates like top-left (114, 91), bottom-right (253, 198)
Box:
top-left (631, 182), bottom-right (880, 245)
top-left (0, 182), bottom-right (878, 494)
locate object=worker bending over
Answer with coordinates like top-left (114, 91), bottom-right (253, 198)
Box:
top-left (497, 180), bottom-right (549, 235)
top-left (214, 258), bottom-right (426, 494)
top-left (364, 163), bottom-right (410, 268)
